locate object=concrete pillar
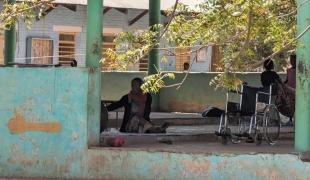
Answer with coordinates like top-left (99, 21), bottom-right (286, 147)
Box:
top-left (86, 0), bottom-right (103, 146)
top-left (86, 0), bottom-right (103, 68)
top-left (295, 0), bottom-right (310, 152)
top-left (148, 0), bottom-right (161, 110)
top-left (148, 0), bottom-right (161, 75)
top-left (4, 0), bottom-right (16, 66)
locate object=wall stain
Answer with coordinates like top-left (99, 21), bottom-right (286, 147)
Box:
top-left (7, 112), bottom-right (61, 134)
top-left (7, 144), bottom-right (39, 166)
top-left (59, 151), bottom-right (81, 175)
top-left (88, 155), bottom-right (106, 173)
top-left (298, 61), bottom-right (305, 74)
top-left (181, 160), bottom-right (210, 175)
top-left (255, 168), bottom-right (279, 180)
top-left (92, 42), bottom-right (99, 55)
top-left (297, 60), bottom-right (309, 88)
top-left (71, 132), bottom-right (79, 141)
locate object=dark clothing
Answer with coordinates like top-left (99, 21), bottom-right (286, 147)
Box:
top-left (286, 68), bottom-right (296, 89)
top-left (100, 104), bottom-right (109, 133)
top-left (106, 93), bottom-right (152, 132)
top-left (261, 70), bottom-right (281, 87)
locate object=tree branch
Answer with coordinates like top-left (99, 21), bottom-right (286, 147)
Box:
top-left (1, 0), bottom-right (55, 27)
top-left (250, 24), bottom-right (310, 69)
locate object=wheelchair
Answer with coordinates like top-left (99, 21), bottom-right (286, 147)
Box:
top-left (215, 84), bottom-right (281, 145)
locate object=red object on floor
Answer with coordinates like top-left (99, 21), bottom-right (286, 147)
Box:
top-left (106, 137), bottom-right (125, 147)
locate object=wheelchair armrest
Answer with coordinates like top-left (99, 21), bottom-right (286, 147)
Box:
top-left (256, 91), bottom-right (270, 96)
top-left (256, 91), bottom-right (271, 104)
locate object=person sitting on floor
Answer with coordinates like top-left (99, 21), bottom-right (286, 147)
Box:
top-left (285, 54), bottom-right (296, 91)
top-left (102, 77), bottom-right (168, 133)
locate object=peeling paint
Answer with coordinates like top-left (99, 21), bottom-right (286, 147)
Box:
top-left (71, 132), bottom-right (79, 141)
top-left (298, 60), bottom-right (309, 77)
top-left (7, 144), bottom-right (39, 166)
top-left (59, 151), bottom-right (81, 175)
top-left (89, 155), bottom-right (106, 173)
top-left (7, 112), bottom-right (61, 134)
top-left (298, 61), bottom-right (305, 74)
top-left (91, 42), bottom-right (99, 55)
top-left (0, 68), bottom-right (91, 178)
top-left (297, 60), bottom-right (309, 88)
top-left (181, 160), bottom-right (210, 175)
top-left (255, 168), bottom-right (279, 180)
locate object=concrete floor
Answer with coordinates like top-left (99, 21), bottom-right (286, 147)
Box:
top-left (100, 124), bottom-right (295, 155)
top-left (102, 112), bottom-right (295, 155)
top-left (97, 139), bottom-right (295, 155)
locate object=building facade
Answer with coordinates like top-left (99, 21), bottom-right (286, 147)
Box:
top-left (0, 1), bottom-right (218, 72)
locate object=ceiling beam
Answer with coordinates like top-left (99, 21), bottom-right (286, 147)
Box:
top-left (61, 4), bottom-right (77, 12)
top-left (115, 8), bottom-right (128, 14)
top-left (103, 7), bottom-right (112, 14)
top-left (129, 10), bottom-right (148, 26)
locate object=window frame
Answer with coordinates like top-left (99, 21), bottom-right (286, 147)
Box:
top-left (26, 37), bottom-right (54, 64)
top-left (58, 32), bottom-right (76, 66)
top-left (175, 47), bottom-right (191, 71)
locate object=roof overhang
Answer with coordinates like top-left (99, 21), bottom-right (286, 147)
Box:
top-left (17, 0), bottom-right (203, 11)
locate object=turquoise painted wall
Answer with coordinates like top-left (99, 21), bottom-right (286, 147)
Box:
top-left (87, 149), bottom-right (310, 180)
top-left (101, 72), bottom-right (286, 112)
top-left (0, 67), bottom-right (100, 178)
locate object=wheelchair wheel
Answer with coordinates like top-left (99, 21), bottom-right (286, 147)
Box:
top-left (263, 104), bottom-right (281, 145)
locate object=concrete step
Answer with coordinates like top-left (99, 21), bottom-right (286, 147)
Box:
top-left (106, 112), bottom-right (220, 127)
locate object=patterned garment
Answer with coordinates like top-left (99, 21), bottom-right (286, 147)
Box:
top-left (126, 115), bottom-right (152, 133)
top-left (275, 83), bottom-right (295, 118)
top-left (128, 91), bottom-right (147, 117)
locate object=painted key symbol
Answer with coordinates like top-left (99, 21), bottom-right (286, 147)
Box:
top-left (7, 112), bottom-right (61, 134)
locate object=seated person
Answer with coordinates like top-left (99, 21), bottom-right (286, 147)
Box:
top-left (261, 59), bottom-right (281, 94)
top-left (285, 54), bottom-right (296, 92)
top-left (102, 77), bottom-right (168, 133)
top-left (260, 57), bottom-right (295, 122)
top-left (284, 54), bottom-right (296, 122)
top-left (71, 60), bottom-right (77, 67)
top-left (255, 59), bottom-right (281, 116)
top-left (183, 62), bottom-right (190, 71)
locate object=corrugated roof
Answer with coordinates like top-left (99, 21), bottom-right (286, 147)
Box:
top-left (17, 0), bottom-right (203, 10)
